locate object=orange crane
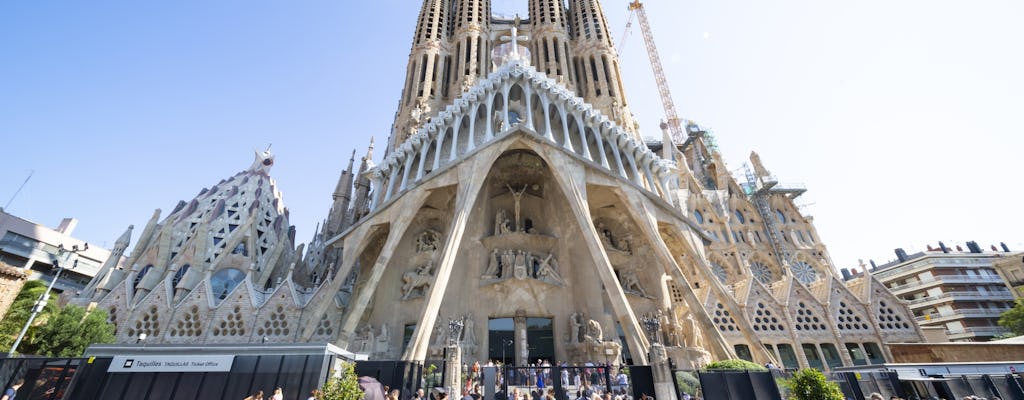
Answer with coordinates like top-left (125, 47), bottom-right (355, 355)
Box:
top-left (625, 1), bottom-right (688, 145)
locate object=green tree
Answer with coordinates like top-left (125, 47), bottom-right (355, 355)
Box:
top-left (998, 299), bottom-right (1024, 336)
top-left (703, 359), bottom-right (768, 371)
top-left (783, 368), bottom-right (844, 400)
top-left (320, 361), bottom-right (364, 400)
top-left (0, 280), bottom-right (57, 354)
top-left (34, 305), bottom-right (116, 357)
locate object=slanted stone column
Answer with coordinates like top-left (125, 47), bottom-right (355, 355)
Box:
top-left (650, 343), bottom-right (676, 400)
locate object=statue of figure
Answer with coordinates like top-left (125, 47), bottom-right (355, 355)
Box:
top-left (615, 235), bottom-right (632, 254)
top-left (686, 314), bottom-right (704, 349)
top-left (409, 100), bottom-right (421, 125)
top-left (659, 309), bottom-right (679, 346)
top-left (619, 269), bottom-right (647, 297)
top-left (506, 184), bottom-right (528, 232)
top-left (431, 318), bottom-right (446, 346)
top-left (535, 253), bottom-right (564, 285)
top-left (501, 250), bottom-right (515, 278)
top-left (610, 99), bottom-right (621, 122)
top-left (494, 209), bottom-right (507, 235)
top-left (415, 229), bottom-right (441, 253)
top-left (597, 222), bottom-right (614, 247)
top-left (750, 151), bottom-right (771, 179)
top-left (376, 323), bottom-right (391, 356)
top-left (402, 261), bottom-right (434, 300)
top-left (461, 313), bottom-right (478, 356)
top-left (513, 250), bottom-right (529, 279)
top-left (358, 325), bottom-right (375, 353)
top-left (570, 312), bottom-right (584, 343)
top-left (583, 319), bottom-right (603, 343)
top-left (483, 249), bottom-right (501, 279)
top-left (493, 110), bottom-right (505, 133)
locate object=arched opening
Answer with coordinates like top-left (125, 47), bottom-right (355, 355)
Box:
top-left (456, 115), bottom-right (471, 155)
top-left (438, 126), bottom-right (455, 162)
top-left (492, 92), bottom-right (506, 135)
top-left (530, 93), bottom-right (546, 135)
top-left (423, 140), bottom-right (437, 175)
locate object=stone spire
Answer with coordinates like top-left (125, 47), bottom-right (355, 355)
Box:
top-left (449, 0), bottom-right (492, 96)
top-left (530, 0), bottom-right (574, 88)
top-left (80, 224), bottom-right (133, 301)
top-left (569, 0), bottom-right (637, 136)
top-left (391, 0), bottom-right (453, 151)
top-left (325, 150), bottom-right (357, 237)
top-left (351, 138), bottom-right (375, 224)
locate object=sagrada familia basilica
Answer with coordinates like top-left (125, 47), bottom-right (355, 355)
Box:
top-left (73, 0), bottom-right (923, 371)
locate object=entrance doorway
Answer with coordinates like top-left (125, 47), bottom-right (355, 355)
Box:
top-left (526, 317), bottom-right (554, 363)
top-left (489, 318), bottom-right (515, 365)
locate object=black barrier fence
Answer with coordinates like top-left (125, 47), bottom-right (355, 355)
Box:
top-left (0, 353), bottom-right (333, 400)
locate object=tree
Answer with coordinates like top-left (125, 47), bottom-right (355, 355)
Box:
top-left (320, 361), bottom-right (364, 400)
top-left (783, 368), bottom-right (844, 400)
top-left (34, 305), bottom-right (116, 357)
top-left (703, 359), bottom-right (767, 371)
top-left (0, 280), bottom-right (57, 354)
top-left (998, 299), bottom-right (1024, 336)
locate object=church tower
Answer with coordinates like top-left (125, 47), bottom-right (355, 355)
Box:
top-left (391, 0), bottom-right (454, 150)
top-left (529, 0), bottom-right (574, 88)
top-left (568, 0), bottom-right (637, 134)
top-left (449, 0), bottom-right (492, 96)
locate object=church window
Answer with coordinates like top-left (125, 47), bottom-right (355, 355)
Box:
top-left (172, 264), bottom-right (190, 287)
top-left (211, 268), bottom-right (246, 302)
top-left (693, 210), bottom-right (704, 224)
top-left (734, 210), bottom-right (746, 224)
top-left (776, 209), bottom-right (785, 224)
top-left (750, 262), bottom-right (773, 284)
top-left (710, 262), bottom-right (728, 284)
top-left (134, 265), bottom-right (153, 288)
top-left (232, 242), bottom-right (248, 256)
top-left (790, 261), bottom-right (818, 284)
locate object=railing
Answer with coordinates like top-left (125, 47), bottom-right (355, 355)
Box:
top-left (945, 326), bottom-right (1009, 338)
top-left (915, 308), bottom-right (1007, 322)
top-left (906, 290), bottom-right (1014, 305)
top-left (888, 274), bottom-right (1007, 293)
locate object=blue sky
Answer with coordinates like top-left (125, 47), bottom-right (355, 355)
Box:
top-left (1, 0), bottom-right (1022, 271)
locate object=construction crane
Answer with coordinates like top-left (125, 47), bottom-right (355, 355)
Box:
top-left (625, 1), bottom-right (687, 145)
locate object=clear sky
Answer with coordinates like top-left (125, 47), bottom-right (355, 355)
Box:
top-left (1, 0), bottom-right (1021, 271)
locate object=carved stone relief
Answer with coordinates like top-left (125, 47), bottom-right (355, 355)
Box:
top-left (481, 249), bottom-right (565, 286)
top-left (617, 267), bottom-right (650, 298)
top-left (401, 260), bottom-right (435, 300)
top-left (352, 323), bottom-right (392, 359)
top-left (414, 229), bottom-right (442, 253)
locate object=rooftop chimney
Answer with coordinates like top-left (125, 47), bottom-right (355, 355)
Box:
top-left (841, 268), bottom-right (852, 280)
top-left (966, 241), bottom-right (982, 254)
top-left (895, 248), bottom-right (909, 262)
top-left (939, 241), bottom-right (949, 253)
top-left (870, 260), bottom-right (878, 271)
top-left (1002, 242), bottom-right (1011, 252)
top-left (56, 218), bottom-right (78, 235)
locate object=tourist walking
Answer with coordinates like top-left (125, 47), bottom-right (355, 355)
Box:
top-left (1, 379), bottom-right (24, 400)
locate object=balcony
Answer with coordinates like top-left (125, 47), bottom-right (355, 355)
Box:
top-left (945, 326), bottom-right (1009, 340)
top-left (888, 274), bottom-right (1008, 295)
top-left (905, 290), bottom-right (1014, 307)
top-left (915, 308), bottom-right (1008, 323)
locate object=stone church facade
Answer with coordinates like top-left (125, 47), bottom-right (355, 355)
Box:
top-left (73, 0), bottom-right (922, 370)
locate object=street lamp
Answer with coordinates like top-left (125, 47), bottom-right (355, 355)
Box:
top-left (7, 243), bottom-right (87, 357)
top-left (641, 313), bottom-right (661, 344)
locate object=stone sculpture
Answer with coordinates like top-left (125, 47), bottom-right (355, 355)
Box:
top-left (619, 268), bottom-right (648, 297)
top-left (584, 319), bottom-right (603, 343)
top-left (415, 229), bottom-right (441, 253)
top-left (401, 261), bottom-right (434, 300)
